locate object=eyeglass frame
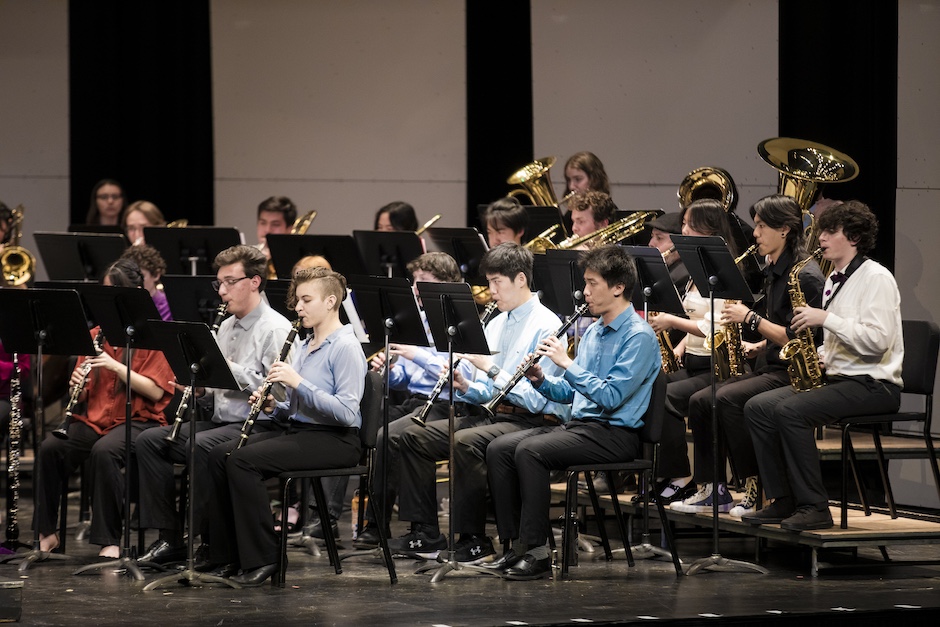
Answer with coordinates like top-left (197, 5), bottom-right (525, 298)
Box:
top-left (211, 276), bottom-right (252, 291)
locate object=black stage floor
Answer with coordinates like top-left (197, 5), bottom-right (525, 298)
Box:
top-left (2, 494), bottom-right (940, 626)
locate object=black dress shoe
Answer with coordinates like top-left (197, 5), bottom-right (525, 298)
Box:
top-left (353, 525), bottom-right (388, 549)
top-left (193, 543), bottom-right (210, 569)
top-left (502, 553), bottom-right (552, 580)
top-left (478, 548), bottom-right (521, 572)
top-left (231, 563), bottom-right (278, 587)
top-left (139, 539), bottom-right (186, 565)
top-left (206, 562), bottom-right (239, 578)
top-left (303, 517), bottom-right (340, 540)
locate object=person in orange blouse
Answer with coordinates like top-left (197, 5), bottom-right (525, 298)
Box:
top-left (33, 259), bottom-right (175, 558)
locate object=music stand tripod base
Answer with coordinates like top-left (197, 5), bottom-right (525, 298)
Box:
top-left (686, 553), bottom-right (768, 576)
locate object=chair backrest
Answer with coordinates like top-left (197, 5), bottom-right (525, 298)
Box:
top-left (358, 370), bottom-right (384, 450)
top-left (637, 370), bottom-right (667, 445)
top-left (900, 319), bottom-right (940, 396)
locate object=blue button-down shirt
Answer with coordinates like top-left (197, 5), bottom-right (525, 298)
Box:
top-left (271, 324), bottom-right (365, 429)
top-left (536, 304), bottom-right (661, 428)
top-left (387, 313), bottom-right (473, 400)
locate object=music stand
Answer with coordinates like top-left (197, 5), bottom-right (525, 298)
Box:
top-left (66, 286), bottom-right (160, 580)
top-left (421, 228), bottom-right (489, 289)
top-left (671, 234), bottom-right (766, 576)
top-left (544, 249), bottom-right (589, 358)
top-left (266, 234), bottom-right (367, 280)
top-left (262, 279), bottom-right (297, 322)
top-left (68, 224), bottom-right (126, 237)
top-left (353, 231), bottom-right (425, 279)
top-left (531, 254), bottom-right (559, 314)
top-left (34, 232), bottom-right (128, 282)
top-left (346, 276), bottom-right (428, 556)
top-left (160, 275), bottom-right (223, 324)
top-left (411, 282), bottom-right (492, 583)
top-left (621, 246), bottom-right (684, 563)
top-left (142, 320), bottom-right (240, 590)
top-left (523, 206), bottom-right (567, 241)
top-left (145, 226), bottom-right (241, 276)
top-left (0, 288), bottom-right (96, 570)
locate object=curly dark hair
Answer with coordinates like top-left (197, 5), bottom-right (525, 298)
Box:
top-left (120, 243), bottom-right (167, 278)
top-left (816, 200), bottom-right (878, 255)
top-left (406, 252), bottom-right (462, 283)
top-left (568, 191), bottom-right (616, 224)
top-left (105, 258), bottom-right (143, 288)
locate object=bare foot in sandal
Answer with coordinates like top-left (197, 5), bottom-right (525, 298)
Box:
top-left (39, 532), bottom-right (59, 553)
top-left (98, 545), bottom-right (120, 559)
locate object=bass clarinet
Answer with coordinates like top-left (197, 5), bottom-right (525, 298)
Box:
top-left (166, 302), bottom-right (229, 442)
top-left (481, 302), bottom-right (590, 417)
top-left (4, 354), bottom-right (24, 547)
top-left (229, 318), bottom-right (302, 454)
top-left (53, 331), bottom-right (106, 440)
top-left (411, 300), bottom-right (499, 427)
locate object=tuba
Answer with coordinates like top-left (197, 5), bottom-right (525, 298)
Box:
top-left (677, 166), bottom-right (738, 213)
top-left (779, 248), bottom-right (826, 392)
top-left (758, 137), bottom-right (858, 276)
top-left (0, 205), bottom-right (36, 286)
top-left (507, 157), bottom-right (560, 207)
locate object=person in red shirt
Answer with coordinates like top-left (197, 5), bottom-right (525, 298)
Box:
top-left (33, 259), bottom-right (175, 558)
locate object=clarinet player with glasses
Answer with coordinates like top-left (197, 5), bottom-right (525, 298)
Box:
top-left (743, 201), bottom-right (902, 531)
top-left (671, 195), bottom-right (824, 519)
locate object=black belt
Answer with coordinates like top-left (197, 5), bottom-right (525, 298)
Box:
top-left (285, 420), bottom-right (358, 435)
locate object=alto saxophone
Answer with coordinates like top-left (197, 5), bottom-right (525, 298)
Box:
top-left (779, 248), bottom-right (826, 392)
top-left (703, 244), bottom-right (758, 381)
top-left (648, 311), bottom-right (679, 374)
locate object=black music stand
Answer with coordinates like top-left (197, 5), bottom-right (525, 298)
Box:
top-left (68, 224), bottom-right (126, 237)
top-left (262, 279), bottom-right (297, 322)
top-left (411, 282), bottom-right (492, 582)
top-left (531, 253), bottom-right (559, 314)
top-left (545, 249), bottom-right (589, 356)
top-left (346, 276), bottom-right (428, 561)
top-left (523, 206), bottom-right (567, 241)
top-left (622, 246), bottom-right (684, 563)
top-left (145, 226), bottom-right (241, 276)
top-left (0, 288), bottom-right (96, 570)
top-left (266, 234), bottom-right (367, 280)
top-left (353, 231), bottom-right (425, 279)
top-left (142, 320), bottom-right (240, 590)
top-left (421, 228), bottom-right (489, 289)
top-left (160, 275), bottom-right (224, 324)
top-left (34, 232), bottom-right (128, 281)
top-left (68, 286), bottom-right (161, 580)
top-left (671, 235), bottom-right (766, 576)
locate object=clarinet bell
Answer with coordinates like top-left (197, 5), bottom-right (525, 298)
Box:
top-left (52, 417), bottom-right (71, 440)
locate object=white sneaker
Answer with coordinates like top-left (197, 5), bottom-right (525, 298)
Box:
top-left (729, 476), bottom-right (759, 518)
top-left (670, 482), bottom-right (733, 513)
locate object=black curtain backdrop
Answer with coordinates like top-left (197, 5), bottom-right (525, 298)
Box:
top-left (779, 1), bottom-right (898, 270)
top-left (465, 1), bottom-right (533, 230)
top-left (68, 1), bottom-right (214, 227)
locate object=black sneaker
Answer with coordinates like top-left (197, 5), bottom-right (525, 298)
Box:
top-left (741, 496), bottom-right (795, 525)
top-left (453, 534), bottom-right (496, 564)
top-left (388, 525), bottom-right (446, 559)
top-left (780, 505), bottom-right (833, 531)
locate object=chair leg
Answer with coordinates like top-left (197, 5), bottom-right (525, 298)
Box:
top-left (363, 483), bottom-right (397, 584)
top-left (845, 428), bottom-right (870, 514)
top-left (871, 429), bottom-right (897, 519)
top-left (654, 488), bottom-right (682, 576)
top-left (923, 420), bottom-right (940, 508)
top-left (275, 478), bottom-right (291, 588)
top-left (562, 471), bottom-right (579, 578)
top-left (841, 430), bottom-right (850, 529)
top-left (312, 478), bottom-right (341, 574)
top-left (58, 476), bottom-right (69, 554)
top-left (585, 472), bottom-right (612, 560)
top-left (606, 480), bottom-right (634, 568)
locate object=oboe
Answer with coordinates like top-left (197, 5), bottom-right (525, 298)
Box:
top-left (481, 302), bottom-right (590, 417)
top-left (166, 302), bottom-right (229, 442)
top-left (411, 300), bottom-right (499, 427)
top-left (229, 318), bottom-right (302, 454)
top-left (54, 331), bottom-right (106, 440)
top-left (4, 354), bottom-right (23, 546)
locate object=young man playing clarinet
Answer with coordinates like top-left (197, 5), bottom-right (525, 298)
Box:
top-left (743, 200), bottom-right (902, 531)
top-left (485, 244), bottom-right (661, 580)
top-left (205, 267), bottom-right (365, 586)
top-left (136, 245), bottom-right (294, 565)
top-left (391, 242), bottom-right (565, 563)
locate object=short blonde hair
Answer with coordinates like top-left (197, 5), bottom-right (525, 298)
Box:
top-left (288, 267), bottom-right (347, 309)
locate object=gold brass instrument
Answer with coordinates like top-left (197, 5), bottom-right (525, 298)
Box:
top-left (677, 167), bottom-right (738, 212)
top-left (481, 302), bottom-right (590, 417)
top-left (5, 354), bottom-right (24, 545)
top-left (779, 247), bottom-right (826, 392)
top-left (758, 137), bottom-right (858, 277)
top-left (507, 157), bottom-right (560, 207)
top-left (523, 223), bottom-right (562, 254)
top-left (166, 219), bottom-right (189, 228)
top-left (0, 205), bottom-right (36, 286)
top-left (291, 210), bottom-right (317, 235)
top-left (166, 303), bottom-right (229, 442)
top-left (703, 244), bottom-right (759, 381)
top-left (416, 214), bottom-right (442, 236)
top-left (54, 331), bottom-right (107, 439)
top-left (555, 210), bottom-right (662, 251)
top-left (649, 246), bottom-right (679, 374)
top-left (230, 318), bottom-right (302, 454)
top-left (411, 300), bottom-right (499, 427)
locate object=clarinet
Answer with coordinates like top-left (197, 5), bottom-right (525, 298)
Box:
top-left (53, 331), bottom-right (106, 440)
top-left (4, 354), bottom-right (23, 546)
top-left (481, 302), bottom-right (590, 417)
top-left (166, 302), bottom-right (229, 442)
top-left (411, 301), bottom-right (499, 427)
top-left (228, 318), bottom-right (302, 454)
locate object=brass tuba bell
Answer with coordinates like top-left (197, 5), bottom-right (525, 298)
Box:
top-left (507, 157), bottom-right (560, 207)
top-left (0, 205), bottom-right (36, 286)
top-left (677, 166), bottom-right (738, 213)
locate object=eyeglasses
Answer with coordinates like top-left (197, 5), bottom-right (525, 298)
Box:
top-left (212, 276), bottom-right (250, 291)
top-left (96, 193), bottom-right (123, 201)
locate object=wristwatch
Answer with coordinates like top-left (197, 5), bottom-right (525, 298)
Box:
top-left (486, 365), bottom-right (500, 379)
